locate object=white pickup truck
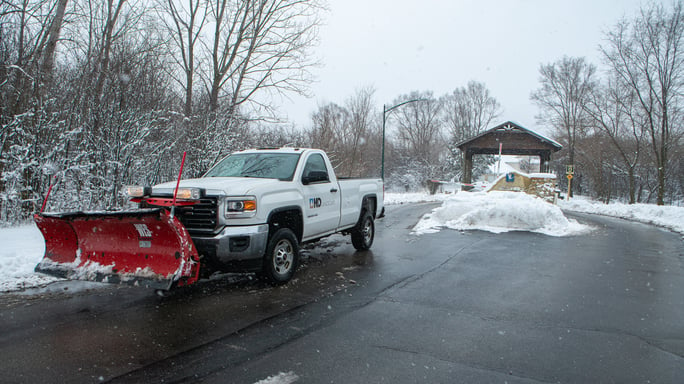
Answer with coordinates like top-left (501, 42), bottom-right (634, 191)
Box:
top-left (138, 148), bottom-right (384, 283)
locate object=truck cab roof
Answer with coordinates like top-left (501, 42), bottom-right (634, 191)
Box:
top-left (237, 147), bottom-right (316, 154)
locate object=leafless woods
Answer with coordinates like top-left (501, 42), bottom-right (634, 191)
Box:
top-left (0, 0), bottom-right (322, 222)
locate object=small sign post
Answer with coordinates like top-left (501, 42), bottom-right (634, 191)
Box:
top-left (566, 165), bottom-right (574, 199)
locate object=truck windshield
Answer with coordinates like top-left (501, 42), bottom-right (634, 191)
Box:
top-left (204, 153), bottom-right (301, 181)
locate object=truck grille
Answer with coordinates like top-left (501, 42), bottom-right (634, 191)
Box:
top-left (175, 198), bottom-right (219, 233)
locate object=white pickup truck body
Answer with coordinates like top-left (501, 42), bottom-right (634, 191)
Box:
top-left (147, 148), bottom-right (384, 281)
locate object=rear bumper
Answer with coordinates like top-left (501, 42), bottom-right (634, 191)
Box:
top-left (192, 224), bottom-right (269, 269)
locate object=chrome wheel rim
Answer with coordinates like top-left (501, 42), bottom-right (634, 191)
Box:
top-left (273, 239), bottom-right (294, 275)
top-left (363, 218), bottom-right (373, 244)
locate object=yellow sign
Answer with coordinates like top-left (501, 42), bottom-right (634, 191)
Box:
top-left (567, 174), bottom-right (573, 180)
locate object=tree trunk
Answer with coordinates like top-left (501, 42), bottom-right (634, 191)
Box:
top-left (38, 0), bottom-right (69, 93)
top-left (185, 68), bottom-right (193, 116)
top-left (210, 76), bottom-right (220, 112)
top-left (628, 166), bottom-right (636, 204)
top-left (657, 164), bottom-right (666, 205)
top-left (94, 0), bottom-right (125, 105)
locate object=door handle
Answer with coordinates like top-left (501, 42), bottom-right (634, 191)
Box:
top-left (330, 188), bottom-right (338, 193)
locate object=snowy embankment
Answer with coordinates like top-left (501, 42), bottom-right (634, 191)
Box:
top-left (559, 197), bottom-right (684, 235)
top-left (0, 225), bottom-right (60, 292)
top-left (1, 192), bottom-right (682, 293)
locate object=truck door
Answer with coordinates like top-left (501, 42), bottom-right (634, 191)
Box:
top-left (301, 153), bottom-right (341, 239)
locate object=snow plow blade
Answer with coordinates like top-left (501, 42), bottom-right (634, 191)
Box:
top-left (34, 209), bottom-right (200, 290)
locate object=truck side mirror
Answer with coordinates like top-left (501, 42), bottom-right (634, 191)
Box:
top-left (302, 170), bottom-right (329, 185)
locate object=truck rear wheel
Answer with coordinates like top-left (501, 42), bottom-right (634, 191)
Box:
top-left (262, 228), bottom-right (299, 283)
top-left (351, 211), bottom-right (374, 250)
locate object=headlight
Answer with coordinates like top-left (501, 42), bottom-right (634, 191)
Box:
top-left (175, 187), bottom-right (201, 200)
top-left (125, 185), bottom-right (150, 197)
top-left (225, 196), bottom-right (257, 218)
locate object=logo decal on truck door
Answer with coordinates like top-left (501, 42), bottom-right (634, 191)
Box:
top-left (309, 197), bottom-right (334, 209)
top-left (309, 197), bottom-right (322, 209)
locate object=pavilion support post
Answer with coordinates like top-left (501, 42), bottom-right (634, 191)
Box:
top-left (539, 153), bottom-right (547, 173)
top-left (462, 150), bottom-right (473, 186)
top-left (540, 152), bottom-right (552, 173)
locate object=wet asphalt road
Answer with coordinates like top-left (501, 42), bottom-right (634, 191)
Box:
top-left (1, 202), bottom-right (683, 383)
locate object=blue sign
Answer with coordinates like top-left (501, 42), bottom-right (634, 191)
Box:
top-left (506, 173), bottom-right (515, 182)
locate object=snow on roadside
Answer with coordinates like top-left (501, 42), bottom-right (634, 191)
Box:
top-left (0, 224), bottom-right (62, 292)
top-left (559, 197), bottom-right (684, 235)
top-left (253, 371), bottom-right (299, 384)
top-left (384, 192), bottom-right (451, 205)
top-left (412, 191), bottom-right (590, 237)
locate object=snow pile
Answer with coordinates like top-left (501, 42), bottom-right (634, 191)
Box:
top-left (253, 371), bottom-right (299, 384)
top-left (413, 191), bottom-right (590, 237)
top-left (0, 224), bottom-right (62, 292)
top-left (560, 197), bottom-right (684, 235)
top-left (384, 192), bottom-right (451, 205)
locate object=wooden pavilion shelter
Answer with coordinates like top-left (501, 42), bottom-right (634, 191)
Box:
top-left (456, 121), bottom-right (562, 184)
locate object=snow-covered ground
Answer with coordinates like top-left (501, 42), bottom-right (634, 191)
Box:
top-left (0, 224), bottom-right (61, 292)
top-left (1, 192), bottom-right (682, 293)
top-left (559, 196), bottom-right (684, 235)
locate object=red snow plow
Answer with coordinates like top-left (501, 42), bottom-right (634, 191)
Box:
top-left (34, 152), bottom-right (200, 290)
top-left (34, 209), bottom-right (200, 290)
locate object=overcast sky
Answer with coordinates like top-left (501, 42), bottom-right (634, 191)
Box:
top-left (280, 0), bottom-right (650, 135)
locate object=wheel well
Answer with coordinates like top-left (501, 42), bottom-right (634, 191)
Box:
top-left (361, 195), bottom-right (377, 218)
top-left (267, 207), bottom-right (303, 242)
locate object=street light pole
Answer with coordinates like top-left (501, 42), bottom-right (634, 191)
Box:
top-left (381, 104), bottom-right (387, 181)
top-left (381, 98), bottom-right (427, 181)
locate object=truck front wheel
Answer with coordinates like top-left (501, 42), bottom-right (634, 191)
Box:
top-left (262, 228), bottom-right (299, 283)
top-left (351, 211), bottom-right (374, 250)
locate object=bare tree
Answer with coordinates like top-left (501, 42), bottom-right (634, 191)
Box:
top-left (340, 86), bottom-right (377, 177)
top-left (442, 80), bottom-right (502, 143)
top-left (37, 0), bottom-right (68, 86)
top-left (441, 81), bottom-right (501, 181)
top-left (600, 1), bottom-right (684, 205)
top-left (62, 0), bottom-right (149, 122)
top-left (308, 87), bottom-right (379, 177)
top-left (310, 102), bottom-right (346, 153)
top-left (584, 76), bottom-right (644, 203)
top-left (1, 0), bottom-right (70, 115)
top-left (386, 91), bottom-right (445, 189)
top-left (92, 0), bottom-right (127, 105)
top-left (575, 133), bottom-right (616, 203)
top-left (531, 56), bottom-right (597, 181)
top-left (393, 91), bottom-right (443, 165)
top-left (159, 0), bottom-right (206, 116)
top-left (205, 0), bottom-right (321, 116)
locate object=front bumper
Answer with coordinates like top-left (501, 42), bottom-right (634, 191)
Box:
top-left (192, 224), bottom-right (269, 269)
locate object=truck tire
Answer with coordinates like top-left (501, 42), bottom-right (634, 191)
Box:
top-left (351, 210), bottom-right (374, 250)
top-left (262, 228), bottom-right (299, 283)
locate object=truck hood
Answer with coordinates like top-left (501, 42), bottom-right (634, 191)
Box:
top-left (153, 177), bottom-right (286, 196)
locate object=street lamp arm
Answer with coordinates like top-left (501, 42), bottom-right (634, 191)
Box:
top-left (381, 98), bottom-right (429, 181)
top-left (384, 98), bottom-right (428, 115)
